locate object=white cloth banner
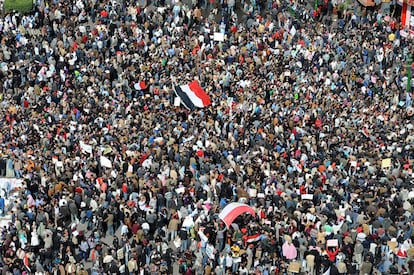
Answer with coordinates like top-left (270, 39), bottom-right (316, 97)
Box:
top-left (80, 141), bottom-right (93, 154)
top-left (100, 156), bottom-right (112, 168)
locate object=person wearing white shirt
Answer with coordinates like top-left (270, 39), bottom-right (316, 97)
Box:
top-left (90, 198), bottom-right (98, 212)
top-left (239, 265), bottom-right (249, 275)
top-left (58, 196), bottom-right (67, 207)
top-left (121, 223), bottom-right (129, 236)
top-left (225, 253), bottom-right (233, 270)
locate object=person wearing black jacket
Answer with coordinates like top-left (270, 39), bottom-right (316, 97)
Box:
top-left (0, 158), bottom-right (6, 177)
top-left (179, 227), bottom-right (189, 253)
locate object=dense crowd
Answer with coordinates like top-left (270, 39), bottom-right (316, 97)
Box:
top-left (0, 0), bottom-right (413, 274)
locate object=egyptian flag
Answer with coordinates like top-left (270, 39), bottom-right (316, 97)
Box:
top-left (174, 80), bottom-right (211, 110)
top-left (243, 233), bottom-right (262, 244)
top-left (24, 253), bottom-right (31, 273)
top-left (402, 1), bottom-right (411, 27)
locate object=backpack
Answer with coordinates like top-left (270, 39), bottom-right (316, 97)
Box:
top-left (110, 262), bottom-right (118, 273)
top-left (179, 263), bottom-right (187, 274)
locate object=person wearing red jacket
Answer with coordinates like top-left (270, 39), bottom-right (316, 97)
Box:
top-left (326, 245), bottom-right (339, 262)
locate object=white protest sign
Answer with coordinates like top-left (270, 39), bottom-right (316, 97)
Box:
top-left (301, 194), bottom-right (313, 200)
top-left (327, 239), bottom-right (338, 247)
top-left (213, 32), bottom-right (225, 42)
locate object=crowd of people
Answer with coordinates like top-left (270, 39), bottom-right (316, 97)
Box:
top-left (0, 0), bottom-right (413, 273)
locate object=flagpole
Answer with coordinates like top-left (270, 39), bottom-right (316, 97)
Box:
top-left (407, 54), bottom-right (412, 95)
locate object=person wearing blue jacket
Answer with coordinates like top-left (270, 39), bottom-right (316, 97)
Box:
top-left (0, 195), bottom-right (5, 216)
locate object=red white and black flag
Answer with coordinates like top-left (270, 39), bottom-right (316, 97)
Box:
top-left (174, 80), bottom-right (211, 111)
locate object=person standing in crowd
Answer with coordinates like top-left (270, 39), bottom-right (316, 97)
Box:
top-left (0, 195), bottom-right (5, 216)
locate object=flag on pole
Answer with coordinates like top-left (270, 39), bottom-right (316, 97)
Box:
top-left (407, 54), bottom-right (412, 96)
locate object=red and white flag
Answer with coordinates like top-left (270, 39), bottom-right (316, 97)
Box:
top-left (134, 81), bottom-right (147, 91)
top-left (218, 202), bottom-right (256, 228)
